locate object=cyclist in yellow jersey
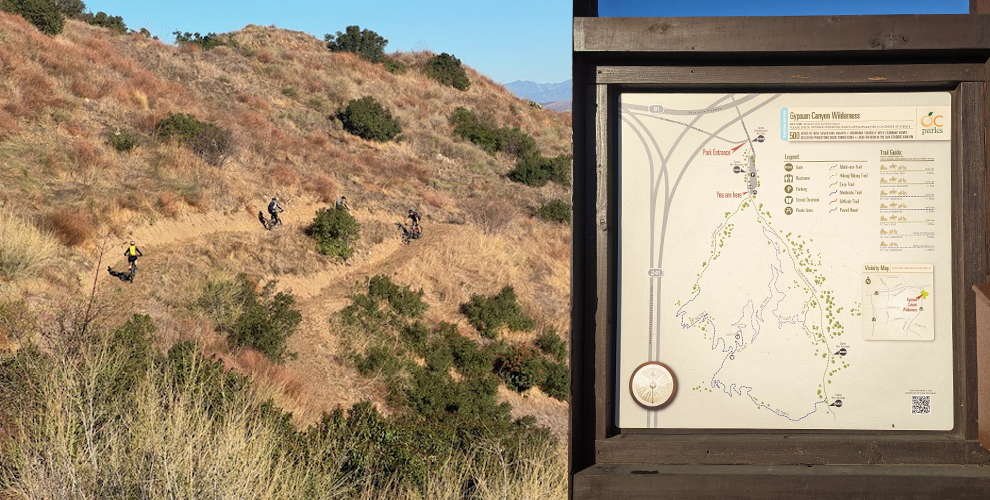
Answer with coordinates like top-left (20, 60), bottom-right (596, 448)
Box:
top-left (108, 241), bottom-right (144, 282)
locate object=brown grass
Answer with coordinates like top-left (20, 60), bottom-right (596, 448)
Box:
top-left (42, 209), bottom-right (94, 246)
top-left (0, 209), bottom-right (59, 281)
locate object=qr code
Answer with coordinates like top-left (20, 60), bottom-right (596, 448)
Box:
top-left (912, 395), bottom-right (931, 414)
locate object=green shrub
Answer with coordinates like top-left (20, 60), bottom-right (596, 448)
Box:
top-left (81, 10), bottom-right (125, 33)
top-left (382, 56), bottom-right (406, 74)
top-left (498, 126), bottom-right (538, 157)
top-left (367, 274), bottom-right (427, 318)
top-left (198, 274), bottom-right (302, 363)
top-left (494, 343), bottom-right (544, 393)
top-left (424, 52), bottom-right (470, 91)
top-left (539, 359), bottom-right (569, 401)
top-left (52, 0), bottom-right (83, 17)
top-left (534, 328), bottom-right (567, 361)
top-left (324, 25), bottom-right (388, 62)
top-left (337, 96), bottom-right (401, 142)
top-left (155, 113), bottom-right (233, 166)
top-left (3, 0), bottom-right (64, 35)
top-left (443, 324), bottom-right (494, 377)
top-left (508, 153), bottom-right (571, 187)
top-left (460, 285), bottom-right (534, 339)
top-left (451, 107), bottom-right (538, 158)
top-left (401, 321), bottom-right (429, 353)
top-left (451, 107), bottom-right (499, 154)
top-left (108, 128), bottom-right (139, 152)
top-left (173, 31), bottom-right (228, 50)
top-left (354, 345), bottom-right (404, 378)
top-left (307, 207), bottom-right (360, 259)
top-left (332, 278), bottom-right (559, 493)
top-left (537, 199), bottom-right (571, 224)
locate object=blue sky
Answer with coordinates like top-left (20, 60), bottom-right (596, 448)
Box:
top-left (83, 1), bottom-right (969, 85)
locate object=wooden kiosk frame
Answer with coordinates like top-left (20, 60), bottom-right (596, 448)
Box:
top-left (570, 2), bottom-right (990, 498)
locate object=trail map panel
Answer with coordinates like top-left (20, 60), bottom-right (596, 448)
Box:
top-left (617, 92), bottom-right (952, 430)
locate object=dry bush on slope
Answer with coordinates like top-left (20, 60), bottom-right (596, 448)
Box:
top-left (0, 209), bottom-right (58, 281)
top-left (41, 208), bottom-right (94, 246)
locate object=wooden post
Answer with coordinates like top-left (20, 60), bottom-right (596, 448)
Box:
top-left (976, 285), bottom-right (990, 449)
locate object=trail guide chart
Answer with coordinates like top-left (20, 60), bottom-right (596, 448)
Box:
top-left (618, 92), bottom-right (952, 430)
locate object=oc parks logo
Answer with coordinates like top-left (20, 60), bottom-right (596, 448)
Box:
top-left (921, 111), bottom-right (944, 136)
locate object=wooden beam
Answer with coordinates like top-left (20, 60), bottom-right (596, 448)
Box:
top-left (595, 64), bottom-right (985, 86)
top-left (974, 0), bottom-right (990, 14)
top-left (574, 464), bottom-right (990, 499)
top-left (575, 15), bottom-right (990, 54)
top-left (594, 83), bottom-right (613, 440)
top-left (573, 0), bottom-right (597, 18)
top-left (595, 435), bottom-right (990, 465)
top-left (955, 83), bottom-right (988, 440)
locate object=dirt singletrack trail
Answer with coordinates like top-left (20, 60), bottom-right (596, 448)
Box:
top-left (126, 199), bottom-right (328, 249)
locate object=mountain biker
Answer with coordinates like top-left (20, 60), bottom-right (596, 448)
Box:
top-left (125, 241), bottom-right (143, 271)
top-left (336, 196), bottom-right (350, 210)
top-left (407, 209), bottom-right (420, 226)
top-left (268, 197), bottom-right (284, 227)
top-left (108, 241), bottom-right (143, 282)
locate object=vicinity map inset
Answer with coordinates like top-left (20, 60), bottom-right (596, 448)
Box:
top-left (617, 93), bottom-right (953, 430)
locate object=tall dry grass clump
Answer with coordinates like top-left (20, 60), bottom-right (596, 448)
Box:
top-left (0, 209), bottom-right (58, 281)
top-left (41, 209), bottom-right (94, 247)
top-left (0, 311), bottom-right (567, 499)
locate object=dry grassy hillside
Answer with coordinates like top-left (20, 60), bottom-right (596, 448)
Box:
top-left (0, 13), bottom-right (571, 434)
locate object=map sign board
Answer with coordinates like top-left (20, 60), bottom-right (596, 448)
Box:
top-left (618, 92), bottom-right (953, 430)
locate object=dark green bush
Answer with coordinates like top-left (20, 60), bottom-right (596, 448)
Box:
top-left (534, 328), bottom-right (567, 361)
top-left (198, 275), bottom-right (302, 363)
top-left (459, 285), bottom-right (534, 339)
top-left (450, 107), bottom-right (538, 158)
top-left (354, 345), bottom-right (404, 378)
top-left (52, 0), bottom-right (83, 17)
top-left (307, 207), bottom-right (360, 259)
top-left (401, 321), bottom-right (429, 353)
top-left (442, 324), bottom-right (494, 377)
top-left (498, 126), bottom-right (538, 157)
top-left (324, 25), bottom-right (388, 62)
top-left (108, 129), bottom-right (139, 152)
top-left (337, 96), bottom-right (401, 142)
top-left (508, 153), bottom-right (571, 187)
top-left (537, 199), bottom-right (571, 224)
top-left (451, 107), bottom-right (500, 154)
top-left (331, 278), bottom-right (558, 492)
top-left (368, 274), bottom-right (426, 318)
top-left (155, 113), bottom-right (233, 166)
top-left (424, 52), bottom-right (470, 91)
top-left (81, 11), bottom-right (125, 33)
top-left (494, 343), bottom-right (544, 393)
top-left (3, 0), bottom-right (64, 35)
top-left (173, 31), bottom-right (227, 50)
top-left (539, 359), bottom-right (569, 401)
top-left (382, 57), bottom-right (406, 74)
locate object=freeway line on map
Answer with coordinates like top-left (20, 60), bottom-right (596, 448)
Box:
top-left (622, 93), bottom-right (781, 427)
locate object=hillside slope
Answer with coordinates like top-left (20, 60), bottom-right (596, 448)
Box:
top-left (0, 14), bottom-right (571, 435)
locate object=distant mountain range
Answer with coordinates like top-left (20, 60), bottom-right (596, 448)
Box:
top-left (505, 79), bottom-right (571, 111)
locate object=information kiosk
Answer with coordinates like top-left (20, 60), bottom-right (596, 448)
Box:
top-left (571, 3), bottom-right (990, 498)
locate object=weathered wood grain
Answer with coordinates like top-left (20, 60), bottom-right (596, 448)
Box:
top-left (596, 64), bottom-right (984, 86)
top-left (574, 464), bottom-right (990, 499)
top-left (576, 15), bottom-right (990, 54)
